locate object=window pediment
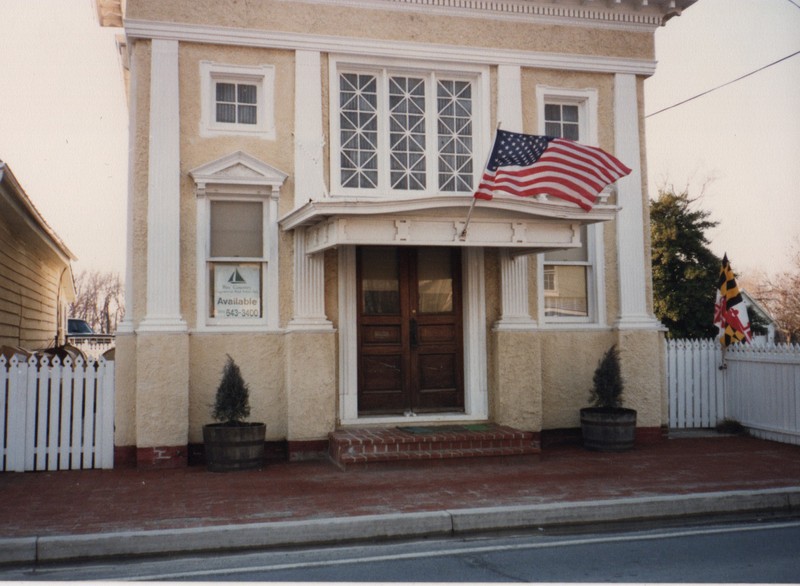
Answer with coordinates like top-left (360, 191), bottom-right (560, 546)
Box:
top-left (189, 151), bottom-right (287, 197)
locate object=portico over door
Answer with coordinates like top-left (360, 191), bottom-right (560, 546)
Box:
top-left (357, 246), bottom-right (464, 415)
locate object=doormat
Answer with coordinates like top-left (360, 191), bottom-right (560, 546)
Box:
top-left (397, 424), bottom-right (494, 435)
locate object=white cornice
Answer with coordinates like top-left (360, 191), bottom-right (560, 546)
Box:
top-left (278, 0), bottom-right (696, 31)
top-left (124, 19), bottom-right (656, 76)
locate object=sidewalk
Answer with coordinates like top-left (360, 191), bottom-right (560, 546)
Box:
top-left (1, 434), bottom-right (800, 564)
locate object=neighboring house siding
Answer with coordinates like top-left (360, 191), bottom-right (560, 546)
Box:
top-left (0, 162), bottom-right (76, 350)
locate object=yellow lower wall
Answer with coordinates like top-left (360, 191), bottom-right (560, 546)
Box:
top-left (188, 333), bottom-right (287, 443)
top-left (116, 326), bottom-right (665, 458)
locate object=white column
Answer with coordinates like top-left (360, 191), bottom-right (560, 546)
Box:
top-left (289, 50), bottom-right (332, 331)
top-left (139, 39), bottom-right (186, 333)
top-left (495, 65), bottom-right (536, 330)
top-left (614, 73), bottom-right (660, 330)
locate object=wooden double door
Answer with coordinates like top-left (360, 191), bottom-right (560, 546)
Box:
top-left (357, 246), bottom-right (464, 415)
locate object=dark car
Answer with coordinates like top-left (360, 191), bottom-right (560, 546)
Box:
top-left (67, 318), bottom-right (95, 336)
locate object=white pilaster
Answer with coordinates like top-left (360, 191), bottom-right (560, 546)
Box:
top-left (462, 248), bottom-right (488, 419)
top-left (139, 39), bottom-right (186, 333)
top-left (117, 43), bottom-right (138, 334)
top-left (289, 229), bottom-right (333, 330)
top-left (495, 251), bottom-right (536, 330)
top-left (338, 246), bottom-right (359, 422)
top-left (294, 50), bottom-right (326, 205)
top-left (495, 65), bottom-right (536, 330)
top-left (290, 50), bottom-right (332, 331)
top-left (613, 73), bottom-right (660, 330)
top-left (497, 64), bottom-right (523, 132)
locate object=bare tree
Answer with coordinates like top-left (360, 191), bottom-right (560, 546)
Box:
top-left (68, 270), bottom-right (125, 334)
top-left (751, 241), bottom-right (800, 344)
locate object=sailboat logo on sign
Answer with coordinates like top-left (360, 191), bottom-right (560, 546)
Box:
top-left (227, 268), bottom-right (247, 285)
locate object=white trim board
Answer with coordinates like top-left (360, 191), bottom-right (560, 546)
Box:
top-left (124, 20), bottom-right (657, 76)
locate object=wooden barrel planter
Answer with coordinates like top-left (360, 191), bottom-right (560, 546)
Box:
top-left (203, 423), bottom-right (266, 472)
top-left (580, 408), bottom-right (637, 452)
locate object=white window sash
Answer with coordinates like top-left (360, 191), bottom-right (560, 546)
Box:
top-left (200, 61), bottom-right (275, 139)
top-left (330, 57), bottom-right (489, 198)
top-left (535, 86), bottom-right (605, 326)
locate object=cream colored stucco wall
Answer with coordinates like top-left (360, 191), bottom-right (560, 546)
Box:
top-left (135, 332), bottom-right (189, 448)
top-left (285, 331), bottom-right (337, 441)
top-left (178, 43), bottom-right (296, 329)
top-left (540, 330), bottom-right (616, 429)
top-left (188, 334), bottom-right (287, 442)
top-left (113, 332), bottom-right (137, 446)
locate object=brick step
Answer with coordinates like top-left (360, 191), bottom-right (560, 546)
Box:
top-left (329, 424), bottom-right (541, 468)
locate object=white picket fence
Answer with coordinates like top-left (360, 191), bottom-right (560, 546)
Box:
top-left (0, 354), bottom-right (115, 472)
top-left (666, 339), bottom-right (800, 445)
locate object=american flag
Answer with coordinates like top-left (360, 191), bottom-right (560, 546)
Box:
top-left (473, 129), bottom-right (631, 211)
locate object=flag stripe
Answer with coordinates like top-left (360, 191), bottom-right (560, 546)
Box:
top-left (473, 130), bottom-right (631, 211)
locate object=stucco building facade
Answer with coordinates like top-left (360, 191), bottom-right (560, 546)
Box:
top-left (106, 0), bottom-right (694, 468)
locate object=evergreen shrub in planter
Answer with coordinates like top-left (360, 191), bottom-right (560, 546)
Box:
top-left (580, 345), bottom-right (637, 451)
top-left (203, 355), bottom-right (266, 472)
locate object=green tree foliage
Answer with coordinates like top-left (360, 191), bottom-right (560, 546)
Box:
top-left (650, 187), bottom-right (720, 339)
top-left (212, 355), bottom-right (251, 425)
top-left (589, 345), bottom-right (625, 410)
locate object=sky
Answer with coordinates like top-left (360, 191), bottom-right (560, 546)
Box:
top-left (645, 0), bottom-right (800, 278)
top-left (0, 0), bottom-right (798, 280)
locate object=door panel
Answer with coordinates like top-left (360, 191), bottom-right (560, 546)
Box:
top-left (357, 247), bottom-right (463, 415)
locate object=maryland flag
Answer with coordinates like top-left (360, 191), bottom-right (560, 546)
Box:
top-left (713, 254), bottom-right (752, 347)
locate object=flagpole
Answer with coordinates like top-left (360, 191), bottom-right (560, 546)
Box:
top-left (460, 121), bottom-right (502, 241)
top-left (458, 197), bottom-right (478, 241)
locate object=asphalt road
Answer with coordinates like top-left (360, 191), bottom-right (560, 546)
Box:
top-left (4, 518), bottom-right (800, 582)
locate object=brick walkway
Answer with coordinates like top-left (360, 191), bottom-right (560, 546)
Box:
top-left (1, 435), bottom-right (799, 539)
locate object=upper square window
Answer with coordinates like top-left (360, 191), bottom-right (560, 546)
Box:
top-left (330, 58), bottom-right (489, 197)
top-left (200, 62), bottom-right (275, 139)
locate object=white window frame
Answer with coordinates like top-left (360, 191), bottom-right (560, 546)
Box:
top-left (329, 55), bottom-right (490, 198)
top-left (535, 86), bottom-right (606, 327)
top-left (203, 196), bottom-right (269, 327)
top-left (191, 153), bottom-right (286, 332)
top-left (200, 61), bottom-right (275, 139)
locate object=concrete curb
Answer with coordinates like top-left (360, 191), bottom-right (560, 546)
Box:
top-left (2, 487), bottom-right (799, 565)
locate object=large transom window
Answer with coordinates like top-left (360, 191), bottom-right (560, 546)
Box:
top-left (334, 64), bottom-right (482, 196)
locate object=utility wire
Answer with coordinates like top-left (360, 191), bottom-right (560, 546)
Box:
top-left (786, 0), bottom-right (800, 10)
top-left (645, 49), bottom-right (800, 118)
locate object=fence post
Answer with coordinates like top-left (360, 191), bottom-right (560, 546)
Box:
top-left (5, 356), bottom-right (27, 472)
top-left (98, 358), bottom-right (115, 469)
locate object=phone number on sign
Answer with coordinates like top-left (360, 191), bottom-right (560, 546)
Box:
top-left (222, 308), bottom-right (260, 318)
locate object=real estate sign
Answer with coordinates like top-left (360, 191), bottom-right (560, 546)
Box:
top-left (214, 264), bottom-right (261, 319)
